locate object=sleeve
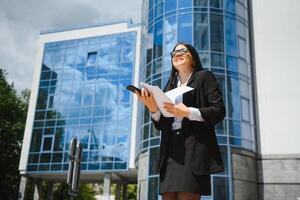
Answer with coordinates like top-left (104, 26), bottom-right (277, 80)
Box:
top-left (198, 71), bottom-right (226, 124)
top-left (188, 107), bottom-right (205, 121)
top-left (150, 110), bottom-right (161, 122)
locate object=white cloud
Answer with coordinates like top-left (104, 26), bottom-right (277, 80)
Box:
top-left (0, 0), bottom-right (141, 92)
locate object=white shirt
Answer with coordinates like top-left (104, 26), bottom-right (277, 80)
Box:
top-left (151, 75), bottom-right (204, 129)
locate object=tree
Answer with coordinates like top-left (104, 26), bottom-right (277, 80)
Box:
top-left (0, 68), bottom-right (29, 199)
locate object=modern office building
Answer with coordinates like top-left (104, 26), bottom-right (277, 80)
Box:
top-left (19, 1), bottom-right (300, 200)
top-left (18, 21), bottom-right (141, 199)
top-left (136, 0), bottom-right (257, 199)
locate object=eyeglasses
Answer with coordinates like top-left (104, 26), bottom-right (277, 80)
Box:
top-left (170, 48), bottom-right (189, 57)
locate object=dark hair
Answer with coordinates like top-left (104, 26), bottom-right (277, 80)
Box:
top-left (164, 42), bottom-right (203, 91)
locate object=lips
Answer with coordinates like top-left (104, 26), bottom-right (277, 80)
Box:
top-left (174, 57), bottom-right (184, 62)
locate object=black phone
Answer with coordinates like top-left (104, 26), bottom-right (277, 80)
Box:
top-left (126, 85), bottom-right (141, 94)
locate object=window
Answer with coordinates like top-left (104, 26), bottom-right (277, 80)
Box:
top-left (210, 14), bottom-right (224, 52)
top-left (194, 0), bottom-right (208, 7)
top-left (178, 0), bottom-right (192, 8)
top-left (42, 136), bottom-right (53, 152)
top-left (194, 13), bottom-right (208, 51)
top-left (241, 97), bottom-right (250, 121)
top-left (165, 0), bottom-right (177, 12)
top-left (210, 0), bottom-right (223, 9)
top-left (238, 37), bottom-right (246, 59)
top-left (178, 14), bottom-right (193, 44)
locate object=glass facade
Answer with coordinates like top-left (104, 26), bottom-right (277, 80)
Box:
top-left (27, 32), bottom-right (137, 173)
top-left (138, 0), bottom-right (254, 199)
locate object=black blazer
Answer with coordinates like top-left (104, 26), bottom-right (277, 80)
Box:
top-left (152, 70), bottom-right (226, 176)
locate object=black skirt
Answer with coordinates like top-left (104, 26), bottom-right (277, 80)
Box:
top-left (159, 131), bottom-right (211, 195)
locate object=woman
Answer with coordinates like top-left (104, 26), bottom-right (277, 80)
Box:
top-left (136, 42), bottom-right (225, 200)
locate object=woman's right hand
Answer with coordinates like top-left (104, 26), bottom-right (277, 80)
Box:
top-left (136, 88), bottom-right (159, 113)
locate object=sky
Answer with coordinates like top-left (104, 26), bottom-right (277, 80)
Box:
top-left (0, 0), bottom-right (142, 92)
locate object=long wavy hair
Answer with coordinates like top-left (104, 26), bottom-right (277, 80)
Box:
top-left (164, 42), bottom-right (203, 92)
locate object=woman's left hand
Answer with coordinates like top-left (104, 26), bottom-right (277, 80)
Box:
top-left (163, 102), bottom-right (190, 118)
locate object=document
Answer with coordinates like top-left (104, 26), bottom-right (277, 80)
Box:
top-left (140, 82), bottom-right (194, 117)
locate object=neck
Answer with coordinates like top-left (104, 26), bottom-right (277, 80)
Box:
top-left (178, 68), bottom-right (193, 83)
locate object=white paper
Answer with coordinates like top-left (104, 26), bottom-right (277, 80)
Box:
top-left (140, 82), bottom-right (194, 117)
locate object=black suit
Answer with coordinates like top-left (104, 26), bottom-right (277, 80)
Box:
top-left (152, 70), bottom-right (226, 176)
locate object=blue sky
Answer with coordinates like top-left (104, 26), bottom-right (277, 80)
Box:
top-left (0, 0), bottom-right (141, 92)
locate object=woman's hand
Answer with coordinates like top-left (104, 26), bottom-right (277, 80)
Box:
top-left (163, 102), bottom-right (190, 118)
top-left (136, 88), bottom-right (159, 113)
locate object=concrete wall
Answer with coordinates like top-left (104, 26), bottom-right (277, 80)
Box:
top-left (231, 148), bottom-right (258, 200)
top-left (252, 0), bottom-right (300, 155)
top-left (257, 154), bottom-right (300, 200)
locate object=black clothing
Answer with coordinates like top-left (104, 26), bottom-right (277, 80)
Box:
top-left (160, 134), bottom-right (211, 195)
top-left (152, 70), bottom-right (226, 193)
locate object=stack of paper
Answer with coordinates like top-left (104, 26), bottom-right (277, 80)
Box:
top-left (140, 82), bottom-right (194, 117)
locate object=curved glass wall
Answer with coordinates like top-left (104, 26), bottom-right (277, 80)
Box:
top-left (137, 0), bottom-right (254, 199)
top-left (28, 32), bottom-right (137, 173)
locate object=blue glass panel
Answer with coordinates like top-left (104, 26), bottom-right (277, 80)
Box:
top-left (225, 16), bottom-right (237, 56)
top-left (210, 14), bottom-right (224, 52)
top-left (28, 154), bottom-right (39, 164)
top-left (226, 55), bottom-right (238, 72)
top-left (165, 0), bottom-right (177, 12)
top-left (64, 47), bottom-right (76, 69)
top-left (194, 0), bottom-right (208, 6)
top-left (114, 162), bottom-right (126, 170)
top-left (27, 164), bottom-right (38, 171)
top-left (147, 27), bottom-right (154, 63)
top-left (229, 137), bottom-right (241, 145)
top-left (148, 8), bottom-right (154, 25)
top-left (51, 164), bottom-right (62, 171)
top-left (155, 2), bottom-right (164, 18)
top-left (40, 153), bottom-right (51, 163)
top-left (210, 0), bottom-right (223, 8)
top-left (30, 129), bottom-right (43, 152)
top-left (178, 14), bottom-right (193, 44)
top-left (101, 163), bottom-right (113, 170)
top-left (227, 77), bottom-right (241, 120)
top-left (149, 0), bottom-right (154, 9)
top-left (149, 147), bottom-right (159, 175)
top-left (225, 0), bottom-right (235, 12)
top-left (154, 21), bottom-right (163, 58)
top-left (164, 16), bottom-right (177, 54)
top-left (148, 177), bottom-right (159, 199)
top-left (52, 152), bottom-right (63, 163)
top-left (194, 13), bottom-right (208, 51)
top-left (219, 146), bottom-right (228, 174)
top-left (178, 0), bottom-right (192, 8)
top-left (38, 164), bottom-right (49, 171)
top-left (211, 53), bottom-right (224, 68)
top-left (229, 119), bottom-right (241, 137)
top-left (53, 128), bottom-right (65, 151)
top-left (213, 176), bottom-right (230, 199)
top-left (87, 52), bottom-right (97, 66)
top-left (153, 58), bottom-right (162, 74)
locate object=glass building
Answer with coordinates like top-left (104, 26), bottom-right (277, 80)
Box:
top-left (136, 0), bottom-right (255, 199)
top-left (19, 22), bottom-right (142, 183)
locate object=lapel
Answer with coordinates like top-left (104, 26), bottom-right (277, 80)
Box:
top-left (187, 70), bottom-right (197, 86)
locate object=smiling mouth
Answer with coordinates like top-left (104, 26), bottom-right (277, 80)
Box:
top-left (174, 57), bottom-right (184, 61)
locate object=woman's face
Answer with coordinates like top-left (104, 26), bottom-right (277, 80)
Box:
top-left (171, 44), bottom-right (194, 72)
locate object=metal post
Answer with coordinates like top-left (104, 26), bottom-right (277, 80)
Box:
top-left (103, 172), bottom-right (111, 200)
top-left (67, 137), bottom-right (77, 188)
top-left (71, 142), bottom-right (82, 193)
top-left (66, 137), bottom-right (82, 199)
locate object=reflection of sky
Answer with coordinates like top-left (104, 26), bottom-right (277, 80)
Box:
top-left (164, 16), bottom-right (177, 54)
top-left (39, 32), bottom-right (136, 167)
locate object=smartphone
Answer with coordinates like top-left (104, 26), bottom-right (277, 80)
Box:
top-left (126, 85), bottom-right (141, 94)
